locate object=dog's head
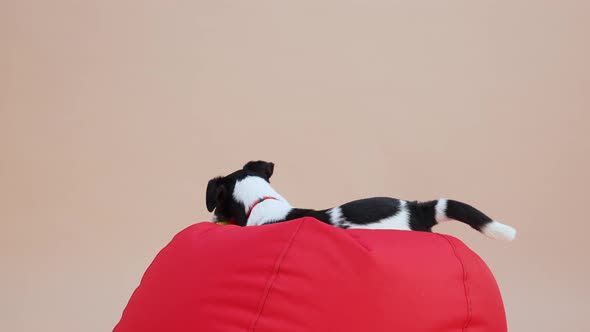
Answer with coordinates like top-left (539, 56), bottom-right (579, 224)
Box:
top-left (206, 161), bottom-right (275, 226)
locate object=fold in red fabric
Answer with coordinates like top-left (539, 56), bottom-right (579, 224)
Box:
top-left (114, 217), bottom-right (507, 332)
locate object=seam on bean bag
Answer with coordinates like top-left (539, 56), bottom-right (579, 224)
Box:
top-left (249, 219), bottom-right (305, 332)
top-left (437, 234), bottom-right (472, 332)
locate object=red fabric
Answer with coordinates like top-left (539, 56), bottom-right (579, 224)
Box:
top-left (113, 218), bottom-right (507, 332)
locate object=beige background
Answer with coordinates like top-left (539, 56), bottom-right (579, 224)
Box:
top-left (1, 1), bottom-right (589, 331)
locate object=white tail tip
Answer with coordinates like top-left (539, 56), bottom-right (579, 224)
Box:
top-left (482, 221), bottom-right (517, 241)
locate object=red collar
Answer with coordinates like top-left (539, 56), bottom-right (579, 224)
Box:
top-left (246, 196), bottom-right (279, 220)
top-left (225, 196), bottom-right (279, 225)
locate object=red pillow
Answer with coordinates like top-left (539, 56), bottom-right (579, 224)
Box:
top-left (114, 217), bottom-right (507, 332)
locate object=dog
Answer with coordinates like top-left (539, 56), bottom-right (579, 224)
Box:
top-left (206, 161), bottom-right (516, 241)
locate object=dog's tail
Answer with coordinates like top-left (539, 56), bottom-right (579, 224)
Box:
top-left (415, 199), bottom-right (516, 241)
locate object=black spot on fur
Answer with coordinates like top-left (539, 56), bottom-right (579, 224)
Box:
top-left (339, 197), bottom-right (400, 224)
top-left (408, 200), bottom-right (437, 232)
top-left (285, 209), bottom-right (332, 224)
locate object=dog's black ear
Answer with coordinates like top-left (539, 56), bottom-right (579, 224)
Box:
top-left (206, 177), bottom-right (227, 212)
top-left (243, 160), bottom-right (274, 180)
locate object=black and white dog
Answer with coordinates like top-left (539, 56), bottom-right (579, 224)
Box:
top-left (206, 161), bottom-right (516, 241)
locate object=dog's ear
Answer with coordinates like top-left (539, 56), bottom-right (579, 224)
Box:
top-left (206, 177), bottom-right (227, 212)
top-left (243, 160), bottom-right (274, 180)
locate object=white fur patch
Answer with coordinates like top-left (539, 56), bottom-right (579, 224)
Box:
top-left (233, 176), bottom-right (293, 226)
top-left (435, 199), bottom-right (450, 223)
top-left (482, 221), bottom-right (517, 241)
top-left (327, 207), bottom-right (345, 227)
top-left (233, 176), bottom-right (289, 208)
top-left (348, 200), bottom-right (411, 230)
top-left (247, 200), bottom-right (292, 226)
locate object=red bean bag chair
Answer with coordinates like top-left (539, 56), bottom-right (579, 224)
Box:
top-left (113, 217), bottom-right (507, 332)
